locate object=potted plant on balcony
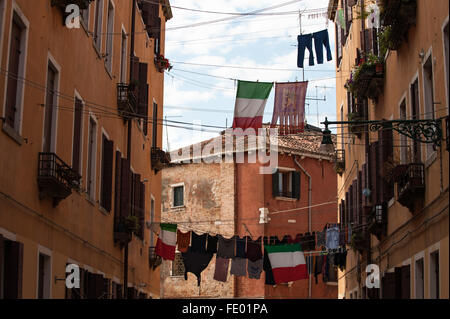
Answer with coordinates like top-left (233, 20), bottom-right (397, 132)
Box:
top-left (154, 54), bottom-right (172, 73)
top-left (346, 53), bottom-right (385, 100)
top-left (350, 230), bottom-right (367, 252)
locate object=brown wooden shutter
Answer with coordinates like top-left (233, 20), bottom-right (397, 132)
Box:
top-left (101, 137), bottom-right (114, 212)
top-left (43, 66), bottom-right (56, 153)
top-left (348, 185), bottom-right (353, 224)
top-left (103, 278), bottom-right (111, 299)
top-left (138, 63), bottom-right (149, 135)
top-left (133, 173), bottom-right (141, 218)
top-left (139, 181), bottom-right (146, 239)
top-left (342, 199), bottom-right (346, 226)
top-left (339, 202), bottom-right (343, 225)
top-left (292, 171), bottom-right (301, 199)
top-left (379, 125), bottom-right (394, 202)
top-left (357, 170), bottom-right (362, 225)
top-left (361, 164), bottom-right (367, 206)
top-left (72, 98), bottom-right (83, 173)
top-left (5, 21), bottom-right (22, 128)
top-left (4, 240), bottom-right (23, 298)
top-left (131, 55), bottom-right (140, 106)
top-left (395, 267), bottom-right (403, 299)
top-left (152, 102), bottom-right (158, 148)
top-left (401, 265), bottom-right (411, 299)
top-left (114, 151), bottom-right (122, 226)
top-left (352, 180), bottom-right (357, 225)
top-left (120, 158), bottom-right (131, 219)
top-left (369, 142), bottom-right (380, 204)
top-left (0, 235), bottom-right (3, 294)
top-left (382, 272), bottom-right (396, 299)
top-left (346, 191), bottom-right (350, 224)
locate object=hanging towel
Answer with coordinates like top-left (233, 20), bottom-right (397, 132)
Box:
top-left (235, 236), bottom-right (247, 258)
top-left (213, 257), bottom-right (230, 282)
top-left (206, 234), bottom-right (219, 254)
top-left (248, 258), bottom-right (263, 279)
top-left (176, 230), bottom-right (191, 253)
top-left (230, 258), bottom-right (247, 277)
top-left (246, 236), bottom-right (262, 262)
top-left (181, 247), bottom-right (213, 286)
top-left (217, 235), bottom-right (235, 258)
top-left (265, 243), bottom-right (308, 284)
top-left (155, 223), bottom-right (177, 260)
top-left (312, 29), bottom-right (332, 64)
top-left (314, 255), bottom-right (323, 284)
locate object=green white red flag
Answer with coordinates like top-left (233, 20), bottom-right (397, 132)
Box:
top-left (264, 243), bottom-right (308, 284)
top-left (155, 223), bottom-right (177, 260)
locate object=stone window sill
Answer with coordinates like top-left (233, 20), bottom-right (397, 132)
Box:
top-left (2, 123), bottom-right (23, 146)
top-left (275, 197), bottom-right (298, 202)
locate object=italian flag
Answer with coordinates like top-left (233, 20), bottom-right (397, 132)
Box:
top-left (232, 80), bottom-right (273, 130)
top-left (265, 243), bottom-right (308, 284)
top-left (155, 223), bottom-right (177, 260)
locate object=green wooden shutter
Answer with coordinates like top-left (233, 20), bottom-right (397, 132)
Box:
top-left (272, 170), bottom-right (279, 197)
top-left (292, 171), bottom-right (301, 199)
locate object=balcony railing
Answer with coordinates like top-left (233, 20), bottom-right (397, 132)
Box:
top-left (367, 203), bottom-right (387, 240)
top-left (151, 147), bottom-right (171, 173)
top-left (334, 149), bottom-right (345, 176)
top-left (396, 163), bottom-right (425, 213)
top-left (37, 152), bottom-right (81, 206)
top-left (117, 83), bottom-right (138, 119)
top-left (350, 224), bottom-right (369, 253)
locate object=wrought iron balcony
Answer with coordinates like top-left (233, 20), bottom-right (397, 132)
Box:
top-left (350, 225), bottom-right (369, 253)
top-left (396, 163), bottom-right (425, 213)
top-left (381, 0), bottom-right (417, 28)
top-left (37, 152), bottom-right (81, 206)
top-left (151, 147), bottom-right (171, 173)
top-left (367, 203), bottom-right (387, 240)
top-left (117, 83), bottom-right (138, 119)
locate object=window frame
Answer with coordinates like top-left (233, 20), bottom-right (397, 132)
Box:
top-left (413, 251), bottom-right (425, 299)
top-left (428, 242), bottom-right (441, 299)
top-left (72, 90), bottom-right (85, 178)
top-left (99, 129), bottom-right (113, 213)
top-left (86, 114), bottom-right (98, 202)
top-left (442, 17), bottom-right (449, 113)
top-left (2, 2), bottom-right (29, 137)
top-left (104, 0), bottom-right (115, 75)
top-left (421, 48), bottom-right (437, 164)
top-left (93, 0), bottom-right (104, 54)
top-left (171, 183), bottom-right (184, 208)
top-left (36, 245), bottom-right (52, 299)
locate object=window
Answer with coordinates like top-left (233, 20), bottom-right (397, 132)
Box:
top-left (119, 29), bottom-right (127, 83)
top-left (340, 105), bottom-right (344, 149)
top-left (93, 0), bottom-right (103, 52)
top-left (4, 10), bottom-right (28, 133)
top-left (100, 133), bottom-right (113, 212)
top-left (415, 257), bottom-right (424, 299)
top-left (87, 116), bottom-right (97, 200)
top-left (171, 253), bottom-right (185, 277)
top-left (43, 63), bottom-right (58, 153)
top-left (173, 185), bottom-right (184, 207)
top-left (443, 21), bottom-right (449, 109)
top-left (105, 1), bottom-right (114, 73)
top-left (423, 54), bottom-right (435, 160)
top-left (410, 79), bottom-right (422, 162)
top-left (430, 251), bottom-right (439, 299)
top-left (399, 99), bottom-right (408, 164)
top-left (37, 252), bottom-right (51, 299)
top-left (335, 23), bottom-right (343, 66)
top-left (80, 3), bottom-right (90, 30)
top-left (72, 97), bottom-right (83, 174)
top-left (0, 236), bottom-right (23, 299)
top-left (272, 170), bottom-right (300, 199)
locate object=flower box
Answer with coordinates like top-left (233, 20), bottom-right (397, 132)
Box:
top-left (154, 54), bottom-right (172, 73)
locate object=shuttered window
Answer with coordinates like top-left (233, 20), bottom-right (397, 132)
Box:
top-left (43, 65), bottom-right (56, 153)
top-left (131, 173), bottom-right (145, 239)
top-left (87, 117), bottom-right (97, 200)
top-left (114, 151), bottom-right (122, 229)
top-left (152, 102), bottom-right (158, 148)
top-left (410, 80), bottom-right (422, 162)
top-left (5, 20), bottom-right (23, 129)
top-left (1, 239), bottom-right (23, 298)
top-left (93, 0), bottom-right (103, 52)
top-left (72, 97), bottom-right (83, 174)
top-left (100, 134), bottom-right (114, 212)
top-left (138, 63), bottom-right (149, 135)
top-left (105, 1), bottom-right (114, 73)
top-left (379, 125), bottom-right (394, 202)
top-left (120, 157), bottom-right (131, 219)
top-left (272, 170), bottom-right (300, 199)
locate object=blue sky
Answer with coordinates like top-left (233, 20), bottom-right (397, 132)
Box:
top-left (162, 0), bottom-right (337, 151)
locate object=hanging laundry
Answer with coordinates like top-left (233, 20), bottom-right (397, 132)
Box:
top-left (155, 223), bottom-right (177, 260)
top-left (347, 224), bottom-right (352, 243)
top-left (248, 258), bottom-right (263, 280)
top-left (366, 3), bottom-right (380, 29)
top-left (263, 248), bottom-right (276, 285)
top-left (297, 33), bottom-right (314, 68)
top-left (314, 255), bottom-right (323, 284)
top-left (326, 226), bottom-right (340, 250)
top-left (217, 235), bottom-right (235, 259)
top-left (176, 230), bottom-right (191, 253)
top-left (271, 81), bottom-right (308, 135)
top-left (213, 257), bottom-right (230, 282)
top-left (206, 234), bottom-right (218, 254)
top-left (322, 255), bottom-right (329, 283)
top-left (246, 236), bottom-right (262, 262)
top-left (339, 228), bottom-right (346, 247)
top-left (235, 236), bottom-right (246, 258)
top-left (191, 232), bottom-right (207, 253)
top-left (316, 230), bottom-right (326, 247)
top-left (181, 247), bottom-right (213, 286)
top-left (312, 29), bottom-right (332, 65)
top-left (265, 243), bottom-right (308, 284)
top-left (230, 258), bottom-right (247, 277)
top-left (232, 80), bottom-right (274, 131)
top-left (302, 232), bottom-right (316, 251)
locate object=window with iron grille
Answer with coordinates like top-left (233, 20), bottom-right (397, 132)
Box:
top-left (171, 253), bottom-right (185, 277)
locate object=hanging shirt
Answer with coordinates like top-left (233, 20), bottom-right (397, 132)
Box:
top-left (326, 227), bottom-right (340, 250)
top-left (177, 230), bottom-right (191, 253)
top-left (230, 258), bottom-right (247, 277)
top-left (206, 234), bottom-right (218, 254)
top-left (246, 237), bottom-right (262, 262)
top-left (217, 235), bottom-right (235, 258)
top-left (181, 247), bottom-right (213, 286)
top-left (191, 232), bottom-right (207, 253)
top-left (247, 258), bottom-right (263, 279)
top-left (213, 257), bottom-right (230, 282)
top-left (263, 248), bottom-right (276, 285)
top-left (235, 236), bottom-right (246, 258)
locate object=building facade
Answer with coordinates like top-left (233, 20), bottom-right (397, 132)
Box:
top-left (328, 0), bottom-right (449, 299)
top-left (160, 127), bottom-right (338, 299)
top-left (0, 0), bottom-right (172, 298)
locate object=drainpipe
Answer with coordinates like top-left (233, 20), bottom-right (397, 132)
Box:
top-left (124, 0), bottom-right (137, 300)
top-left (294, 156), bottom-right (312, 298)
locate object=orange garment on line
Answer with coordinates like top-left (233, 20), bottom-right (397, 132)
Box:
top-left (177, 230), bottom-right (191, 253)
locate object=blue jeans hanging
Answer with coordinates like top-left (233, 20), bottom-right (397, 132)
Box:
top-left (297, 34), bottom-right (314, 68)
top-left (312, 29), bottom-right (332, 64)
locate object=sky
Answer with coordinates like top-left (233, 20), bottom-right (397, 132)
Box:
top-left (162, 0), bottom-right (337, 151)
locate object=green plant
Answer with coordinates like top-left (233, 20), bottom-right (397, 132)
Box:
top-left (125, 215), bottom-right (140, 233)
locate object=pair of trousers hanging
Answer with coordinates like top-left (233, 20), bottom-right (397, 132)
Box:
top-left (297, 29), bottom-right (332, 68)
